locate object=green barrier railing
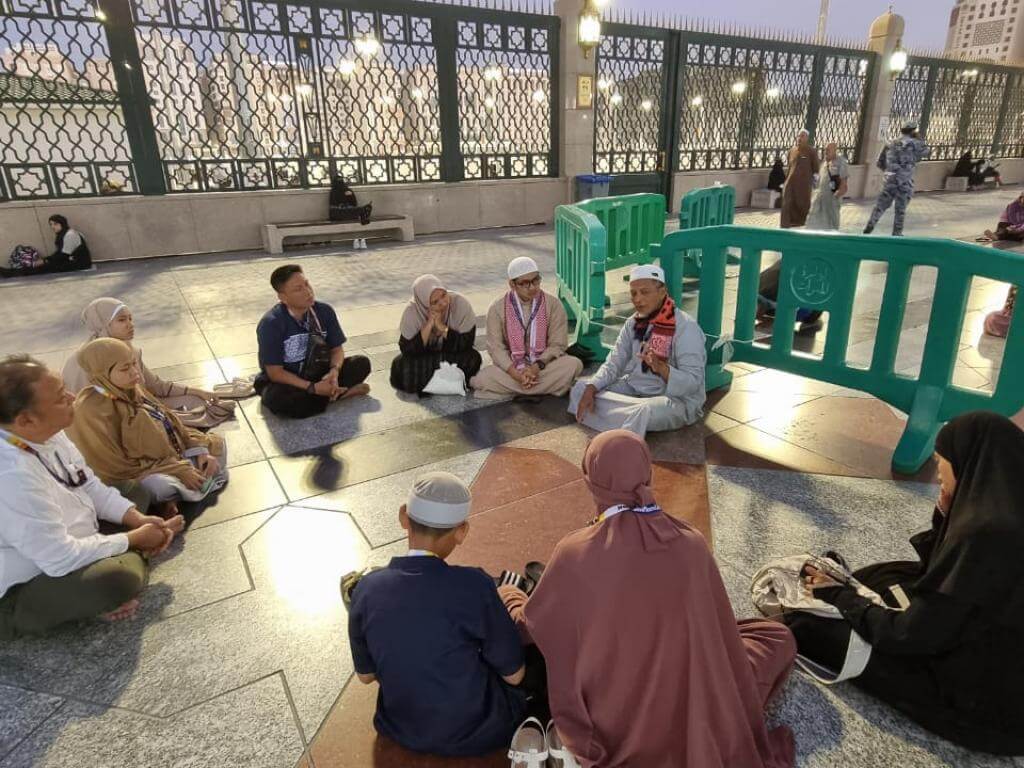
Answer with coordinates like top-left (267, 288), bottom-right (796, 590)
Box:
top-left (556, 193), bottom-right (666, 361)
top-left (653, 225), bottom-right (1024, 474)
top-left (679, 184), bottom-right (737, 277)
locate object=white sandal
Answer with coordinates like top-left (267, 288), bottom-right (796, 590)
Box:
top-left (212, 377), bottom-right (255, 399)
top-left (546, 720), bottom-right (581, 768)
top-left (509, 716), bottom-right (548, 768)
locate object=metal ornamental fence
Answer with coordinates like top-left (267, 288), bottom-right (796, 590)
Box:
top-left (0, 0), bottom-right (558, 199)
top-left (887, 55), bottom-right (1024, 161)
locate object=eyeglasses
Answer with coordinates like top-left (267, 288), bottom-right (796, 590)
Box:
top-left (513, 276), bottom-right (542, 288)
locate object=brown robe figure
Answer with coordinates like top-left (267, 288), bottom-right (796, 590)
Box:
top-left (780, 130), bottom-right (820, 229)
top-left (501, 430), bottom-right (796, 768)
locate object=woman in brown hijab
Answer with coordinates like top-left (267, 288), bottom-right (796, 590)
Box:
top-left (67, 339), bottom-right (228, 511)
top-left (500, 430), bottom-right (796, 767)
top-left (62, 297), bottom-right (235, 428)
top-left (780, 129), bottom-right (820, 229)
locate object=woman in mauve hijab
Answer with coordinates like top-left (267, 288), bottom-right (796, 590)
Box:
top-left (500, 429), bottom-right (797, 768)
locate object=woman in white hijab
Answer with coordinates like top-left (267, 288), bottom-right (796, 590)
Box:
top-left (62, 297), bottom-right (235, 428)
top-left (390, 275), bottom-right (482, 394)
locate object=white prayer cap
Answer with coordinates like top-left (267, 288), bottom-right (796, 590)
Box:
top-left (407, 471), bottom-right (472, 529)
top-left (508, 256), bottom-right (540, 280)
top-left (629, 264), bottom-right (665, 284)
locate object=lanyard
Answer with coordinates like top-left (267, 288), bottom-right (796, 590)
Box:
top-left (597, 503), bottom-right (662, 522)
top-left (0, 428), bottom-right (87, 488)
top-left (93, 385), bottom-right (186, 454)
top-left (509, 294), bottom-right (541, 334)
top-left (301, 306), bottom-right (325, 337)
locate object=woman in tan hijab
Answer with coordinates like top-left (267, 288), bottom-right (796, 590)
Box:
top-left (500, 430), bottom-right (796, 768)
top-left (390, 275), bottom-right (482, 394)
top-left (67, 339), bottom-right (229, 511)
top-left (62, 297), bottom-right (235, 428)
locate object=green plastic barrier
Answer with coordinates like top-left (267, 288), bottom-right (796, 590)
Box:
top-left (679, 184), bottom-right (737, 278)
top-left (653, 225), bottom-right (1024, 474)
top-left (556, 193), bottom-right (666, 361)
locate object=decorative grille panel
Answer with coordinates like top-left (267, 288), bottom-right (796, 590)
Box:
top-left (998, 73), bottom-right (1024, 157)
top-left (455, 19), bottom-right (553, 179)
top-left (0, 0), bottom-right (135, 199)
top-left (815, 54), bottom-right (870, 162)
top-left (887, 61), bottom-right (930, 141)
top-left (594, 32), bottom-right (664, 175)
top-left (926, 67), bottom-right (974, 160)
top-left (131, 0), bottom-right (442, 191)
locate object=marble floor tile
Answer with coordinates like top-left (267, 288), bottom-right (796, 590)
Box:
top-left (708, 389), bottom-right (822, 424)
top-left (709, 467), bottom-right (936, 579)
top-left (190, 460), bottom-right (287, 529)
top-left (706, 424), bottom-right (863, 477)
top-left (294, 449), bottom-right (492, 547)
top-left (729, 368), bottom-right (842, 397)
top-left (469, 447), bottom-right (584, 515)
top-left (212, 408), bottom-right (267, 468)
top-left (0, 685), bottom-right (63, 761)
top-left (747, 396), bottom-right (938, 482)
top-left (87, 507), bottom-right (371, 738)
top-left (1, 675), bottom-right (304, 768)
top-left (144, 510), bottom-right (274, 618)
top-left (503, 423), bottom-right (596, 466)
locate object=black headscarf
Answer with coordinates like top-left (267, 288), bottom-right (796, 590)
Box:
top-left (49, 214), bottom-right (69, 251)
top-left (915, 412), bottom-right (1024, 627)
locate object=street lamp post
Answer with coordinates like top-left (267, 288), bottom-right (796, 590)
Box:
top-left (817, 0), bottom-right (830, 43)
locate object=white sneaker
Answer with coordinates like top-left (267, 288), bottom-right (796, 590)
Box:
top-left (509, 717), bottom-right (548, 768)
top-left (546, 721), bottom-right (580, 768)
top-left (352, 238), bottom-right (361, 251)
top-left (360, 238), bottom-right (369, 249)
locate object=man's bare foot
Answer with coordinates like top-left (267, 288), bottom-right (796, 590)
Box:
top-left (340, 382), bottom-right (370, 400)
top-left (100, 598), bottom-right (140, 623)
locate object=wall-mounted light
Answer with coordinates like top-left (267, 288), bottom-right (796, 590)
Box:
top-left (597, 77), bottom-right (613, 91)
top-left (411, 87), bottom-right (424, 100)
top-left (609, 92), bottom-right (622, 106)
top-left (690, 95), bottom-right (703, 107)
top-left (532, 88), bottom-right (546, 103)
top-left (640, 99), bottom-right (653, 112)
top-left (889, 39), bottom-right (908, 78)
top-left (483, 64), bottom-right (502, 82)
top-left (94, 5), bottom-right (107, 21)
top-left (964, 67), bottom-right (979, 77)
top-left (355, 34), bottom-right (380, 58)
top-left (766, 87), bottom-right (781, 100)
top-left (578, 0), bottom-right (602, 59)
top-left (484, 96), bottom-right (497, 109)
top-left (337, 58), bottom-right (356, 76)
top-left (731, 80), bottom-right (747, 95)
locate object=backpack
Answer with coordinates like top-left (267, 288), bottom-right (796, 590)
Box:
top-left (328, 176), bottom-right (373, 225)
top-left (9, 244), bottom-right (40, 269)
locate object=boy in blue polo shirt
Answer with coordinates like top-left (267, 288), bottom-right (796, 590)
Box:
top-left (347, 471), bottom-right (527, 756)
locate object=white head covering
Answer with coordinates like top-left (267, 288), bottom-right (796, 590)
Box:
top-left (508, 256), bottom-right (540, 281)
top-left (629, 264), bottom-right (665, 284)
top-left (407, 471), bottom-right (472, 529)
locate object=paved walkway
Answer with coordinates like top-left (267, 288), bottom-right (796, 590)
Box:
top-left (0, 187), bottom-right (1020, 768)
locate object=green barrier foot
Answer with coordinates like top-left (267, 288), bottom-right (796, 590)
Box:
top-left (705, 365), bottom-right (734, 392)
top-left (892, 385), bottom-right (944, 475)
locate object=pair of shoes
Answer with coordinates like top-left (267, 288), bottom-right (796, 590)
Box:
top-left (509, 718), bottom-right (579, 768)
top-left (496, 561), bottom-right (546, 595)
top-left (352, 238), bottom-right (369, 250)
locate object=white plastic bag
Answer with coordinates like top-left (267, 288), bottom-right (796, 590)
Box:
top-left (422, 361), bottom-right (467, 396)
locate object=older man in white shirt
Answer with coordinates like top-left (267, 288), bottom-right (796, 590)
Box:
top-left (0, 355), bottom-right (181, 639)
top-left (569, 264), bottom-right (707, 437)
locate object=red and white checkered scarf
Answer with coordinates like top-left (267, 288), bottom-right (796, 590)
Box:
top-left (505, 291), bottom-right (548, 370)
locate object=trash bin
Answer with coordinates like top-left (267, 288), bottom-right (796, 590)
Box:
top-left (574, 174), bottom-right (613, 202)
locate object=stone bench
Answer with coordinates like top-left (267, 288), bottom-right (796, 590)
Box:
top-left (262, 214), bottom-right (414, 254)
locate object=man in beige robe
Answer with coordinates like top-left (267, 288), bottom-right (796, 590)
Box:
top-left (470, 257), bottom-right (583, 397)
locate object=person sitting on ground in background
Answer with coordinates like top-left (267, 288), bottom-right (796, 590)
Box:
top-left (569, 265), bottom-right (706, 437)
top-left (780, 129), bottom-right (820, 228)
top-left (62, 297), bottom-right (234, 429)
top-left (470, 257), bottom-right (582, 399)
top-left (984, 286), bottom-right (1017, 338)
top-left (390, 275), bottom-right (482, 395)
top-left (254, 264), bottom-right (370, 418)
top-left (0, 355), bottom-right (181, 639)
top-left (983, 190), bottom-right (1024, 243)
top-left (67, 339), bottom-right (228, 514)
top-left (347, 471), bottom-right (528, 757)
top-left (499, 430), bottom-right (797, 768)
top-left (767, 155), bottom-right (786, 194)
top-left (787, 412), bottom-right (1024, 755)
top-left (44, 215), bottom-right (91, 272)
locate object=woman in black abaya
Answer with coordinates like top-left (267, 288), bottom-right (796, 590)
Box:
top-left (785, 412), bottom-right (1024, 755)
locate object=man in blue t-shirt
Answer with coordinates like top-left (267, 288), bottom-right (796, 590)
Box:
top-left (347, 472), bottom-right (528, 757)
top-left (254, 264), bottom-right (371, 418)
